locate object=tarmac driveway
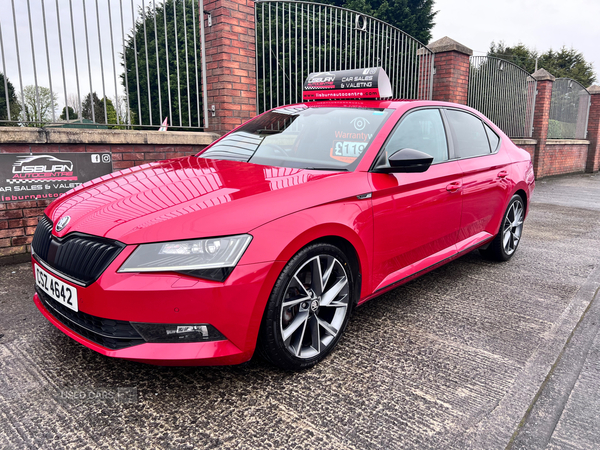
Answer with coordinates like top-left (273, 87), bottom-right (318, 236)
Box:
top-left (1, 173), bottom-right (599, 449)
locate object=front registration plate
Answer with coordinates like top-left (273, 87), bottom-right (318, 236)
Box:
top-left (35, 264), bottom-right (79, 312)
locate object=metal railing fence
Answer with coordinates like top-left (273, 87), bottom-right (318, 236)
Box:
top-left (255, 0), bottom-right (434, 114)
top-left (548, 78), bottom-right (590, 139)
top-left (0, 0), bottom-right (205, 129)
top-left (467, 56), bottom-right (537, 138)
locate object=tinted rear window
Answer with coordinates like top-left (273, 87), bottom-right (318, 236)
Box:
top-left (445, 109), bottom-right (491, 158)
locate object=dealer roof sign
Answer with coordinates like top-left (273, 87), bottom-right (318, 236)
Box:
top-left (302, 67), bottom-right (393, 101)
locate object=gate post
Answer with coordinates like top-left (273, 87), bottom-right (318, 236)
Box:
top-left (203, 0), bottom-right (257, 134)
top-left (426, 37), bottom-right (472, 105)
top-left (586, 85), bottom-right (600, 173)
top-left (530, 69), bottom-right (555, 178)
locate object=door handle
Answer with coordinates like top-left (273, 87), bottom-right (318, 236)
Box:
top-left (497, 170), bottom-right (508, 179)
top-left (446, 182), bottom-right (461, 193)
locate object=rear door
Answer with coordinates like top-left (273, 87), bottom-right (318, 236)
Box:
top-left (443, 109), bottom-right (512, 248)
top-left (369, 108), bottom-right (463, 292)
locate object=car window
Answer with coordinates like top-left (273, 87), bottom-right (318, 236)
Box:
top-left (445, 109), bottom-right (491, 158)
top-left (200, 107), bottom-right (392, 171)
top-left (484, 122), bottom-right (500, 152)
top-left (384, 109), bottom-right (448, 163)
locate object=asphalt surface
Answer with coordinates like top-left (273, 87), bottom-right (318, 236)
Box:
top-left (1, 173), bottom-right (599, 449)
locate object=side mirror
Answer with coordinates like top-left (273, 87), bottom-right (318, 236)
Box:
top-left (373, 148), bottom-right (434, 173)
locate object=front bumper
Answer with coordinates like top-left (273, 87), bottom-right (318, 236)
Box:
top-left (32, 253), bottom-right (285, 366)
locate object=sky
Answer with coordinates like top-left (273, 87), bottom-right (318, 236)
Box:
top-left (431, 0), bottom-right (600, 85)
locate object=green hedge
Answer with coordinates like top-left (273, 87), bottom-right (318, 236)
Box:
top-left (547, 119), bottom-right (577, 139)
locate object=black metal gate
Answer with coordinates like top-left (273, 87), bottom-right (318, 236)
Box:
top-left (255, 0), bottom-right (434, 113)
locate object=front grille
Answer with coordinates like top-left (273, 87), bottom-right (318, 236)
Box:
top-left (37, 287), bottom-right (145, 350)
top-left (32, 216), bottom-right (124, 285)
top-left (31, 215), bottom-right (53, 261)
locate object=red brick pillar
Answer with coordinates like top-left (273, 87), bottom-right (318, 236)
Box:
top-left (426, 37), bottom-right (472, 104)
top-left (531, 69), bottom-right (555, 178)
top-left (203, 0), bottom-right (257, 135)
top-left (586, 85), bottom-right (600, 173)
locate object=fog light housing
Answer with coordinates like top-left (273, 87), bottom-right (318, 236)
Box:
top-left (131, 323), bottom-right (226, 343)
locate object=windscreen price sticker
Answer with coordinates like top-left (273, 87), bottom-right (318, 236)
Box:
top-left (331, 141), bottom-right (367, 163)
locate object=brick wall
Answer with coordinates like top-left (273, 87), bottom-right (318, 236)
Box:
top-left (587, 87), bottom-right (600, 173)
top-left (204, 0), bottom-right (257, 134)
top-left (427, 37), bottom-right (472, 105)
top-left (536, 141), bottom-right (589, 178)
top-left (0, 128), bottom-right (218, 263)
top-left (431, 51), bottom-right (470, 105)
top-left (529, 72), bottom-right (555, 179)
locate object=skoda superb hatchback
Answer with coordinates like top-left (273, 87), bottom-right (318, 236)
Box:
top-left (32, 97), bottom-right (534, 369)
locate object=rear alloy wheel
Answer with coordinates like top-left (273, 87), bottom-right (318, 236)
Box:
top-left (480, 194), bottom-right (525, 261)
top-left (259, 243), bottom-right (354, 370)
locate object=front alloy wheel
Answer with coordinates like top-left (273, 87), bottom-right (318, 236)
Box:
top-left (259, 243), bottom-right (354, 369)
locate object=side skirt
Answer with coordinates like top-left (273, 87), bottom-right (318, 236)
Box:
top-left (358, 231), bottom-right (494, 306)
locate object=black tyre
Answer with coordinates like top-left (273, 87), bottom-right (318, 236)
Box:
top-left (480, 194), bottom-right (525, 262)
top-left (258, 243), bottom-right (355, 370)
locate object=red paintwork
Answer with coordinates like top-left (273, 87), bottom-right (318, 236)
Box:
top-left (33, 99), bottom-right (535, 365)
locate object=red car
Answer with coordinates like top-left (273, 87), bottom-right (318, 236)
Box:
top-left (31, 73), bottom-right (534, 369)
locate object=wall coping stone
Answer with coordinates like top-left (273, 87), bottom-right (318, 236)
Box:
top-left (0, 127), bottom-right (219, 146)
top-left (532, 68), bottom-right (555, 82)
top-left (546, 139), bottom-right (590, 145)
top-left (426, 36), bottom-right (473, 56)
top-left (511, 139), bottom-right (537, 145)
top-left (588, 85), bottom-right (600, 94)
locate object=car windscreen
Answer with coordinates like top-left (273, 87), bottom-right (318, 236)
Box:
top-left (199, 106), bottom-right (392, 171)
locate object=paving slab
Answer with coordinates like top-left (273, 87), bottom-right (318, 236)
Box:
top-left (0, 173), bottom-right (599, 449)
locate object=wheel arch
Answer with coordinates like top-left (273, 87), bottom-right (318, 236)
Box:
top-left (245, 214), bottom-right (372, 301)
top-left (273, 224), bottom-right (369, 302)
top-left (514, 188), bottom-right (528, 216)
top-left (303, 235), bottom-right (362, 306)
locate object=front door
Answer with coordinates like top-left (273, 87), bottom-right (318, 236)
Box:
top-left (369, 108), bottom-right (463, 292)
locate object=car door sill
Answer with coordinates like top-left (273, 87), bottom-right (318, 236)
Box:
top-left (359, 231), bottom-right (494, 305)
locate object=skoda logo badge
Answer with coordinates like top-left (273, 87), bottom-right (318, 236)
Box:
top-left (55, 216), bottom-right (71, 232)
top-left (310, 300), bottom-right (319, 313)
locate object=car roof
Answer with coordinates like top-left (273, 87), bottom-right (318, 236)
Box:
top-left (273, 99), bottom-right (412, 110)
top-left (271, 99), bottom-right (481, 112)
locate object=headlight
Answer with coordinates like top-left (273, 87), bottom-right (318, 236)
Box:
top-left (118, 234), bottom-right (252, 281)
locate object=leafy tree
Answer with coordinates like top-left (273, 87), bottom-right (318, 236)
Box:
top-left (488, 42), bottom-right (538, 74)
top-left (82, 92), bottom-right (104, 123)
top-left (0, 72), bottom-right (21, 125)
top-left (21, 85), bottom-right (58, 127)
top-left (538, 47), bottom-right (596, 87)
top-left (82, 92), bottom-right (119, 127)
top-left (105, 98), bottom-right (118, 125)
top-left (325, 0), bottom-right (437, 45)
top-left (489, 42), bottom-right (596, 87)
top-left (60, 106), bottom-right (78, 121)
top-left (121, 0), bottom-right (202, 129)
